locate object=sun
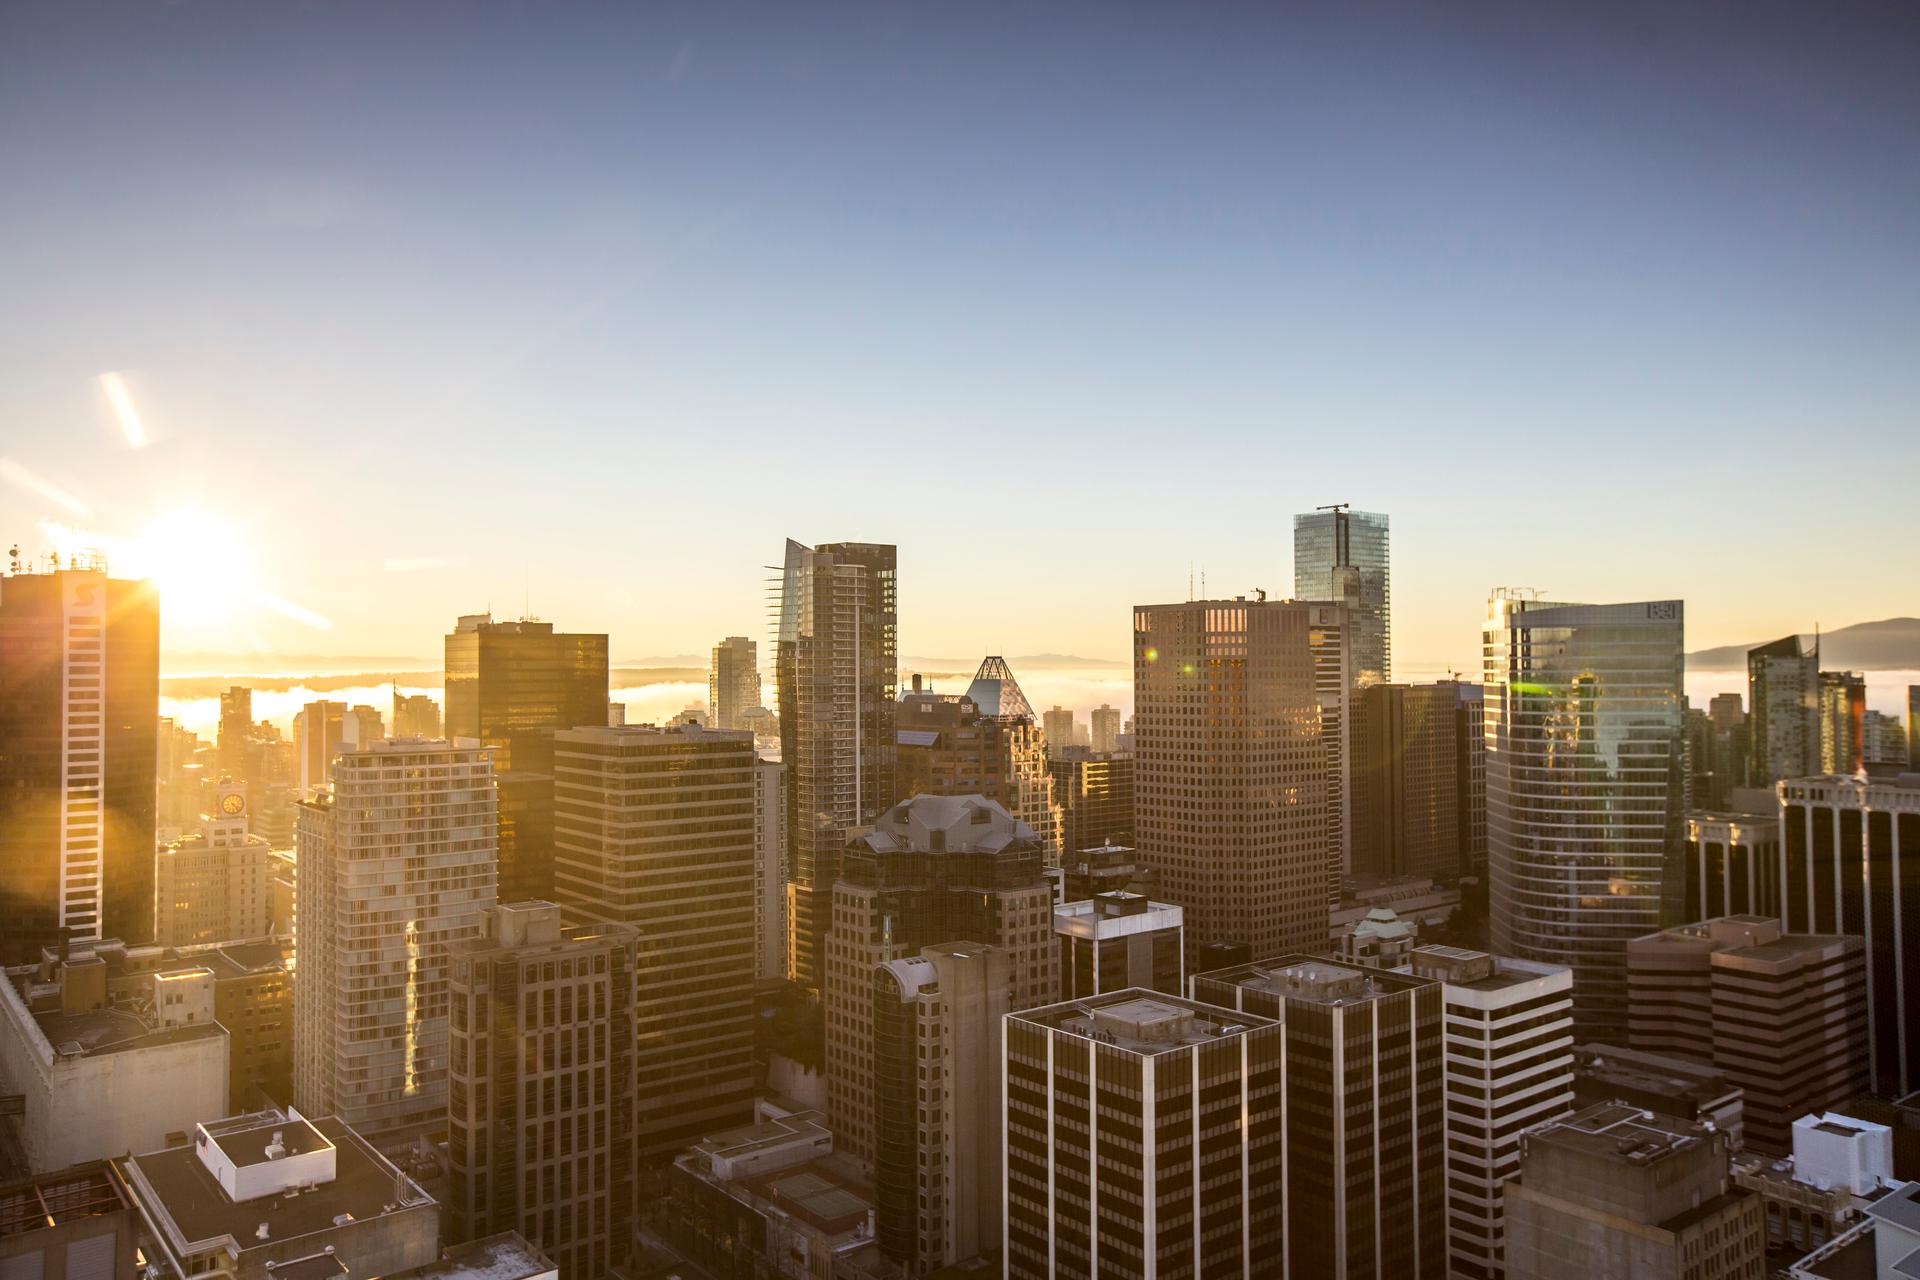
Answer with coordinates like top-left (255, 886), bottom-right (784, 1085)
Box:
top-left (119, 509), bottom-right (260, 629)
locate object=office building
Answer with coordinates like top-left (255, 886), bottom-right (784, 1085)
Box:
top-left (115, 1108), bottom-right (442, 1280)
top-left (552, 724), bottom-right (756, 1156)
top-left (1049, 748), bottom-right (1135, 857)
top-left (1778, 773), bottom-right (1920, 1101)
top-left (1750, 636), bottom-right (1819, 786)
top-left (1627, 916), bottom-right (1867, 1154)
top-left (293, 739), bottom-right (497, 1147)
top-left (1571, 1043), bottom-right (1746, 1148)
top-left (1089, 704), bottom-right (1121, 754)
top-left (155, 715), bottom-right (208, 836)
top-left (1396, 946), bottom-right (1575, 1280)
top-left (709, 636), bottom-right (761, 732)
top-left (1294, 505), bottom-right (1391, 686)
top-left (1818, 670), bottom-right (1866, 775)
top-left (754, 756), bottom-right (787, 984)
top-left (393, 690), bottom-right (442, 740)
top-left (0, 1162), bottom-right (138, 1280)
top-left (824, 795), bottom-right (1055, 1165)
top-left (1337, 905), bottom-right (1419, 967)
top-left (896, 661), bottom-right (1062, 858)
top-left (1191, 956), bottom-right (1449, 1278)
top-left (774, 539), bottom-right (897, 992)
top-left (1049, 842), bottom-right (1155, 903)
top-left (1732, 1112), bottom-right (1896, 1264)
top-left (1485, 594), bottom-right (1686, 1038)
top-left (1003, 991), bottom-right (1287, 1279)
top-left (1503, 1103), bottom-right (1765, 1280)
top-left (1054, 892), bottom-right (1183, 999)
top-left (1452, 679), bottom-right (1488, 873)
top-left (1702, 692), bottom-right (1751, 807)
top-left (1133, 596), bottom-right (1328, 961)
top-left (448, 902), bottom-right (639, 1278)
top-left (1305, 601), bottom-right (1354, 907)
top-left (1042, 705), bottom-right (1077, 754)
top-left (155, 782), bottom-right (273, 947)
top-left (1682, 790), bottom-right (1782, 922)
top-left (0, 558), bottom-right (159, 961)
top-left (1353, 682), bottom-right (1463, 882)
top-left (217, 685), bottom-right (252, 773)
top-left (0, 944), bottom-right (228, 1174)
top-left (1864, 710), bottom-right (1909, 768)
top-left (1911, 686), bottom-right (1920, 770)
top-left (874, 941), bottom-right (1008, 1275)
top-left (292, 699), bottom-right (345, 793)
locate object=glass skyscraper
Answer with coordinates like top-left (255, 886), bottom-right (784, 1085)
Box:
top-left (1484, 594), bottom-right (1685, 1038)
top-left (1293, 507), bottom-right (1391, 686)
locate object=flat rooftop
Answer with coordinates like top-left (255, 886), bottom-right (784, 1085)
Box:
top-left (204, 1114), bottom-right (332, 1167)
top-left (1530, 1102), bottom-right (1707, 1169)
top-left (686, 1109), bottom-right (831, 1163)
top-left (390, 1233), bottom-right (555, 1280)
top-left (34, 1006), bottom-right (225, 1058)
top-left (0, 1162), bottom-right (129, 1240)
top-left (1014, 990), bottom-right (1276, 1055)
top-left (1574, 1043), bottom-right (1737, 1100)
top-left (1196, 955), bottom-right (1433, 1006)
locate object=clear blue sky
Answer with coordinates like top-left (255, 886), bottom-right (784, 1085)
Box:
top-left (3, 2), bottom-right (1916, 670)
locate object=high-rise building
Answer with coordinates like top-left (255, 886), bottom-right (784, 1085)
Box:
top-left (1502, 1103), bottom-right (1764, 1280)
top-left (1569, 1043), bottom-right (1746, 1148)
top-left (875, 941), bottom-right (1009, 1275)
top-left (1485, 594), bottom-right (1686, 1038)
top-left (753, 756), bottom-right (787, 984)
top-left (1305, 601), bottom-right (1354, 908)
top-left (824, 794), bottom-right (1056, 1166)
top-left (1704, 691), bottom-right (1749, 805)
top-left (1627, 915), bottom-right (1868, 1154)
top-left (445, 613), bottom-right (609, 905)
top-left (1777, 773), bottom-right (1920, 1101)
top-left (292, 699), bottom-right (346, 793)
top-left (1089, 704), bottom-right (1121, 754)
top-left (1293, 505), bottom-right (1391, 686)
top-left (708, 636), bottom-right (760, 732)
top-left (0, 559), bottom-right (159, 960)
top-left (1864, 709), bottom-right (1909, 768)
top-left (1003, 991), bottom-right (1287, 1279)
top-left (1132, 596), bottom-right (1328, 961)
top-left (1191, 956), bottom-right (1449, 1278)
top-left (393, 690), bottom-right (442, 740)
top-left (1049, 748), bottom-right (1135, 856)
top-left (217, 685), bottom-right (252, 775)
top-left (1749, 635), bottom-right (1818, 786)
top-left (1353, 682), bottom-right (1463, 883)
top-left (293, 740), bottom-right (498, 1147)
top-left (1041, 705), bottom-right (1076, 755)
top-left (1053, 891), bottom-right (1182, 999)
top-left (155, 781), bottom-right (273, 947)
top-left (551, 724), bottom-right (756, 1156)
top-left (448, 902), bottom-right (638, 1278)
top-left (775, 539), bottom-right (897, 992)
top-left (1910, 686), bottom-right (1920, 770)
top-left (896, 661), bottom-right (1062, 858)
top-left (1049, 842), bottom-right (1156, 903)
top-left (1401, 946), bottom-right (1575, 1280)
top-left (1452, 680), bottom-right (1488, 874)
top-left (156, 715), bottom-right (207, 835)
top-left (1681, 790), bottom-right (1781, 921)
top-left (1818, 670), bottom-right (1866, 775)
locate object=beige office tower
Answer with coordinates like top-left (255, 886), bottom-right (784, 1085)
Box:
top-left (754, 756), bottom-right (787, 984)
top-left (1132, 597), bottom-right (1328, 960)
top-left (874, 941), bottom-right (1010, 1276)
top-left (155, 781), bottom-right (273, 947)
top-left (1305, 602), bottom-right (1354, 909)
top-left (292, 740), bottom-right (498, 1148)
top-left (448, 902), bottom-right (639, 1279)
top-left (552, 724), bottom-right (756, 1156)
top-left (709, 636), bottom-right (761, 732)
top-left (825, 795), bottom-right (1056, 1166)
top-left (1089, 704), bottom-right (1121, 754)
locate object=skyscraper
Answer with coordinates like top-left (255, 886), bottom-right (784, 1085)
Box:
top-left (895, 659), bottom-right (1062, 859)
top-left (552, 724), bottom-right (757, 1156)
top-left (1910, 686), bottom-right (1920, 770)
top-left (444, 613), bottom-right (609, 904)
top-left (292, 699), bottom-right (346, 793)
top-left (0, 558), bottom-right (159, 961)
top-left (1293, 505), bottom-right (1390, 686)
top-left (1132, 596), bottom-right (1327, 960)
top-left (392, 690), bottom-right (441, 740)
top-left (774, 538), bottom-right (897, 991)
top-left (1049, 748), bottom-right (1135, 856)
top-left (1305, 601), bottom-right (1354, 907)
top-left (293, 739), bottom-right (498, 1147)
top-left (1041, 705), bottom-right (1077, 755)
top-left (1748, 635), bottom-right (1818, 785)
top-left (1088, 704), bottom-right (1121, 754)
top-left (217, 685), bottom-right (252, 776)
top-left (1353, 682), bottom-right (1463, 883)
top-left (824, 794), bottom-right (1056, 1165)
top-left (1484, 594), bottom-right (1686, 1038)
top-left (753, 756), bottom-right (787, 984)
top-left (708, 635), bottom-right (760, 732)
top-left (1817, 669), bottom-right (1866, 774)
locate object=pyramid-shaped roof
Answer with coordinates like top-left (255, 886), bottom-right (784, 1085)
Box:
top-left (966, 655), bottom-right (1036, 722)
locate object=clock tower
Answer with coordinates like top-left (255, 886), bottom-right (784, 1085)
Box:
top-left (208, 781), bottom-right (249, 846)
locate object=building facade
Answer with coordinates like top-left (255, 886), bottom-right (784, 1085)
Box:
top-left (709, 636), bottom-right (760, 732)
top-left (896, 661), bottom-right (1062, 859)
top-left (753, 756), bottom-right (787, 984)
top-left (1817, 670), bottom-right (1866, 776)
top-left (1749, 636), bottom-right (1818, 786)
top-left (775, 539), bottom-right (897, 992)
top-left (1682, 794), bottom-right (1782, 922)
top-left (1293, 506), bottom-right (1391, 687)
top-left (155, 782), bottom-right (273, 947)
top-left (1054, 892), bottom-right (1183, 999)
top-left (1353, 682), bottom-right (1463, 883)
top-left (1049, 749), bottom-right (1135, 857)
top-left (1484, 594), bottom-right (1686, 1038)
top-left (292, 740), bottom-right (498, 1146)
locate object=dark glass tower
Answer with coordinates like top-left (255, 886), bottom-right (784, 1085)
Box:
top-left (1293, 506), bottom-right (1390, 686)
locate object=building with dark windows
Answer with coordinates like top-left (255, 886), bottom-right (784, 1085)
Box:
top-left (708, 635), bottom-right (760, 732)
top-left (1749, 636), bottom-right (1818, 786)
top-left (1484, 593), bottom-right (1686, 1039)
top-left (444, 613), bottom-right (609, 904)
top-left (1451, 679), bottom-right (1488, 874)
top-left (0, 559), bottom-right (159, 963)
top-left (1777, 773), bottom-right (1920, 1102)
top-left (447, 902), bottom-right (638, 1279)
top-left (551, 724), bottom-right (756, 1157)
top-left (1132, 596), bottom-right (1328, 962)
top-left (1570, 1043), bottom-right (1746, 1149)
top-left (1293, 505), bottom-right (1391, 687)
top-left (823, 794), bottom-right (1055, 1166)
top-left (895, 660), bottom-right (1061, 858)
top-left (1627, 916), bottom-right (1868, 1154)
top-left (1053, 892), bottom-right (1182, 999)
top-left (775, 539), bottom-right (897, 992)
top-left (1353, 682), bottom-right (1463, 882)
top-left (1190, 956), bottom-right (1449, 1278)
top-left (1682, 790), bottom-right (1782, 921)
top-left (1817, 670), bottom-right (1866, 776)
top-left (1049, 748), bottom-right (1135, 857)
top-left (1003, 991), bottom-right (1286, 1279)
top-left (1048, 842), bottom-right (1155, 903)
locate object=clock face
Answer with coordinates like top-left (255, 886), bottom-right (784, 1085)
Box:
top-left (219, 792), bottom-right (246, 816)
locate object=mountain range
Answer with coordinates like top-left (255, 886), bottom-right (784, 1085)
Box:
top-left (1686, 618), bottom-right (1920, 671)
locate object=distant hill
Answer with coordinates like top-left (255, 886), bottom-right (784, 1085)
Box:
top-left (1688, 618), bottom-right (1920, 671)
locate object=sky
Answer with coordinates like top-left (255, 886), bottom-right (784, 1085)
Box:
top-left (3, 2), bottom-right (1918, 676)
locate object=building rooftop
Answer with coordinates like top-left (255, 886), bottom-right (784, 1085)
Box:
top-left (1196, 955), bottom-right (1434, 1006)
top-left (388, 1233), bottom-right (556, 1280)
top-left (0, 1162), bottom-right (129, 1241)
top-left (1866, 1181), bottom-right (1920, 1234)
top-left (684, 1109), bottom-right (833, 1165)
top-left (857, 793), bottom-right (1038, 857)
top-left (1406, 945), bottom-right (1566, 991)
top-left (32, 1005), bottom-right (225, 1059)
top-left (1014, 990), bottom-right (1276, 1056)
top-left (1529, 1102), bottom-right (1708, 1169)
top-left (1573, 1043), bottom-right (1739, 1104)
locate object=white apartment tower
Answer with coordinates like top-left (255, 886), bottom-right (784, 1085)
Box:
top-left (292, 739), bottom-right (498, 1147)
